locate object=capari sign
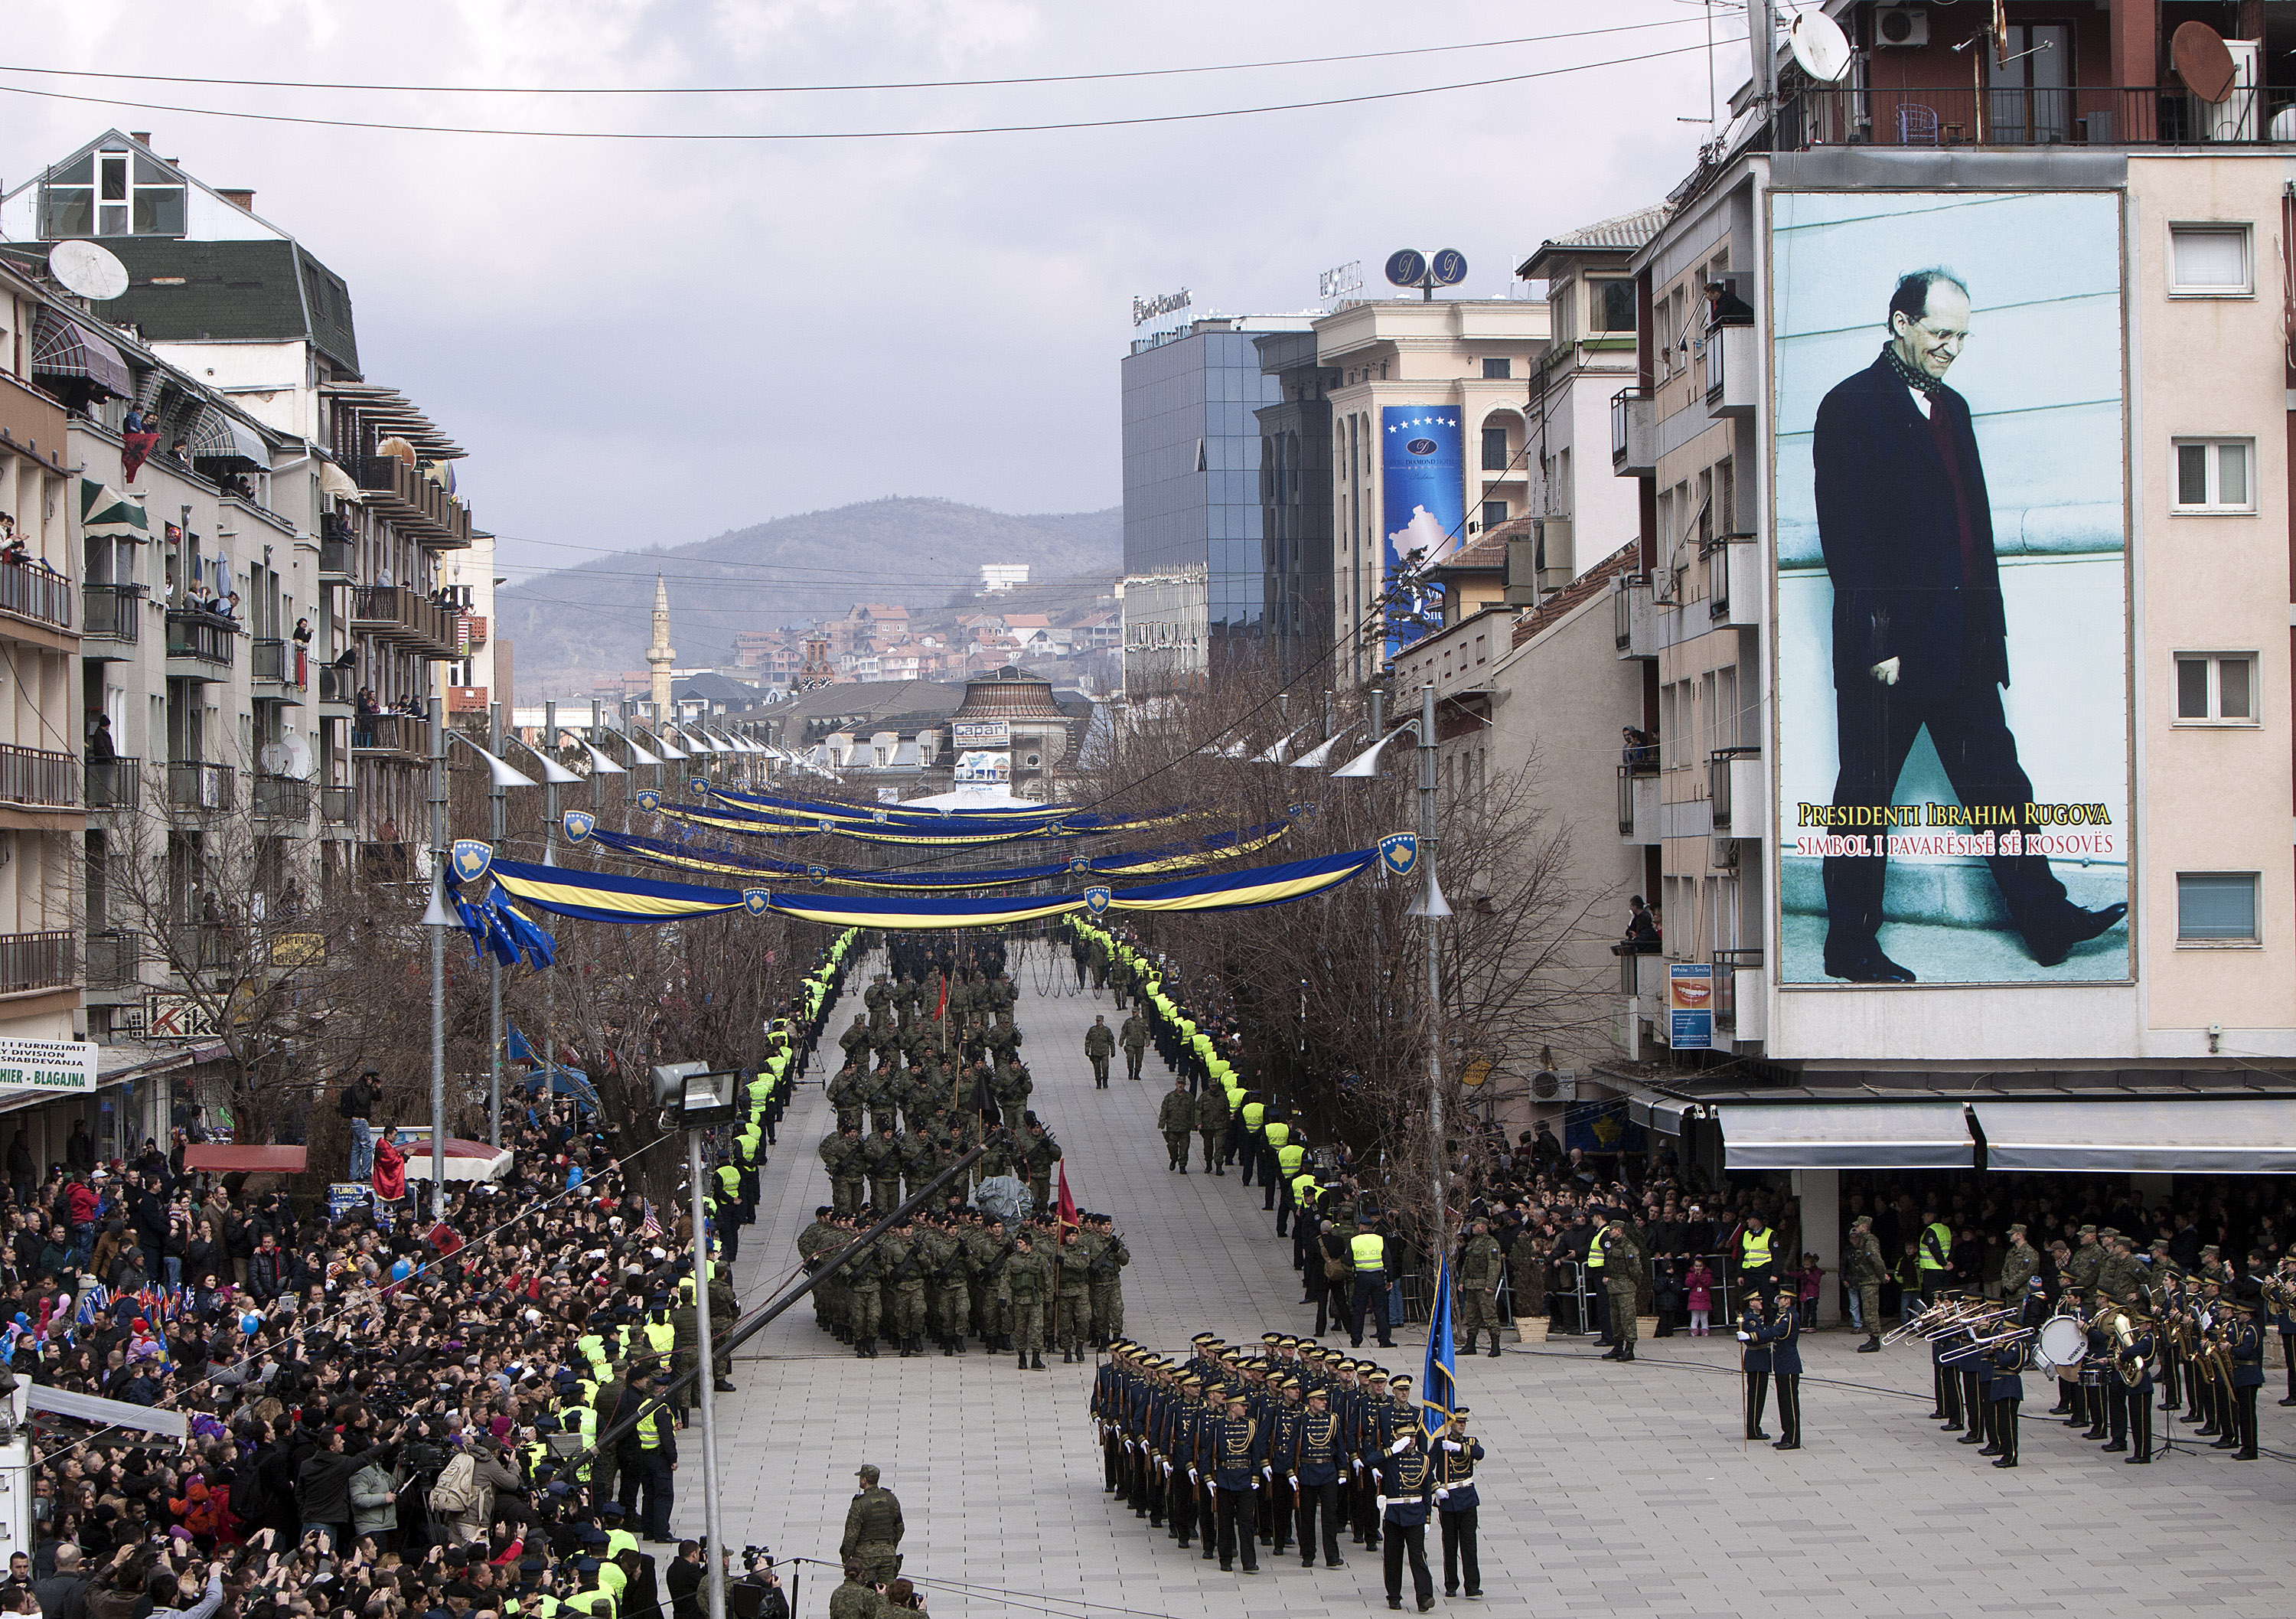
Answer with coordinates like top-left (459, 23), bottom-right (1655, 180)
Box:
top-left (1131, 288), bottom-right (1191, 327)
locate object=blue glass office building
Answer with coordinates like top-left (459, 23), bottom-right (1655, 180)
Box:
top-left (1120, 316), bottom-right (1307, 681)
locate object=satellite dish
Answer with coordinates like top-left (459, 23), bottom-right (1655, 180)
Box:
top-left (2171, 20), bottom-right (2238, 103)
top-left (282, 736), bottom-right (313, 780)
top-left (49, 240), bottom-right (130, 302)
top-left (1788, 11), bottom-right (1854, 84)
top-left (259, 742), bottom-right (292, 777)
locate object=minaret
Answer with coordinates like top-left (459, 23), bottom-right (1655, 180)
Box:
top-left (646, 573), bottom-right (676, 720)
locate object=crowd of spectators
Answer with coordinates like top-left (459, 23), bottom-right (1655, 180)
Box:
top-left (0, 1099), bottom-right (755, 1619)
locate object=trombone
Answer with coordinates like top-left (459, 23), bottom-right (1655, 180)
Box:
top-left (1882, 1297), bottom-right (2012, 1345)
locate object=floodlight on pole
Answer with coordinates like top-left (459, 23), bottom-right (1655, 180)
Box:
top-left (1329, 721), bottom-right (1418, 778)
top-left (565, 732), bottom-right (627, 775)
top-left (637, 726), bottom-right (687, 762)
top-left (501, 732), bottom-right (582, 785)
top-left (1287, 723), bottom-right (1359, 771)
top-left (447, 730), bottom-right (540, 791)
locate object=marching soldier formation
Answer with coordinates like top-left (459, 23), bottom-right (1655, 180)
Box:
top-left (1088, 1337), bottom-right (1485, 1606)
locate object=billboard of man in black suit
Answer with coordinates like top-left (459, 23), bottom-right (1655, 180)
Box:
top-left (1810, 269), bottom-right (2126, 983)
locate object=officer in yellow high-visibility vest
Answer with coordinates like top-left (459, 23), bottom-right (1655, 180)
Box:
top-left (1736, 1211), bottom-right (1779, 1297)
top-left (1238, 1097), bottom-right (1267, 1187)
top-left (1349, 1222), bottom-right (1396, 1349)
top-left (1274, 1133), bottom-right (1308, 1235)
top-left (1261, 1114), bottom-right (1293, 1213)
top-left (712, 1162), bottom-right (742, 1261)
top-left (1582, 1216), bottom-right (1608, 1342)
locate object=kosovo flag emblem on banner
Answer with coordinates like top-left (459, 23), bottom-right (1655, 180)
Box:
top-left (1069, 855), bottom-right (1091, 874)
top-left (563, 811), bottom-right (595, 844)
top-left (742, 889), bottom-right (771, 916)
top-left (806, 864), bottom-right (829, 886)
top-left (872, 808), bottom-right (891, 824)
top-left (451, 840), bottom-right (494, 884)
top-left (690, 778), bottom-right (709, 795)
top-left (1378, 832), bottom-right (1419, 878)
top-left (817, 818), bottom-right (835, 834)
top-left (636, 789), bottom-right (661, 814)
top-left (1084, 886), bottom-right (1112, 916)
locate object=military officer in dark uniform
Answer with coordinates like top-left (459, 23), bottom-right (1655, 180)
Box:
top-left (1375, 1422), bottom-right (1436, 1612)
top-left (1738, 1291), bottom-right (1773, 1441)
top-left (1760, 1286), bottom-right (1804, 1449)
top-left (1288, 1382), bottom-right (1348, 1569)
top-left (1208, 1389), bottom-right (1265, 1573)
top-left (2227, 1291), bottom-right (2265, 1460)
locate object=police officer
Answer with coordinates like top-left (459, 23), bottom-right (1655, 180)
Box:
top-left (1350, 1219), bottom-right (1396, 1350)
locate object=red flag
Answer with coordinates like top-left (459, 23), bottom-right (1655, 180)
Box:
top-left (935, 973), bottom-right (949, 1022)
top-left (1055, 1163), bottom-right (1078, 1229)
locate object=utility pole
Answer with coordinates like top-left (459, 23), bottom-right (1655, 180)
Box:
top-left (426, 702), bottom-right (448, 1206)
top-left (488, 701), bottom-right (505, 1147)
top-left (687, 1128), bottom-right (728, 1619)
top-left (1414, 682), bottom-right (1451, 1281)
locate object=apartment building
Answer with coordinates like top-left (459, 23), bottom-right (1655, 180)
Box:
top-left (1593, 0), bottom-right (2296, 1307)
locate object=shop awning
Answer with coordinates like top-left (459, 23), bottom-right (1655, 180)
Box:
top-left (1628, 1093), bottom-right (1691, 1136)
top-left (185, 406), bottom-right (268, 467)
top-left (80, 478), bottom-right (150, 541)
top-left (1720, 1100), bottom-right (1974, 1170)
top-left (1972, 1098), bottom-right (2296, 1173)
top-left (30, 306), bottom-right (132, 397)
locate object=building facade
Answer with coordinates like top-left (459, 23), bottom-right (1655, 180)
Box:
top-left (1120, 315), bottom-right (1309, 686)
top-left (1251, 329), bottom-right (1339, 682)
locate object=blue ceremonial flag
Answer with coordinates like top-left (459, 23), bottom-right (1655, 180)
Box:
top-left (1420, 1252), bottom-right (1457, 1438)
top-left (507, 1027), bottom-right (536, 1065)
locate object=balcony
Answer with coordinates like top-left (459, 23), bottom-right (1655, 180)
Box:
top-left (165, 609), bottom-right (236, 675)
top-left (1707, 744), bottom-right (1763, 833)
top-left (321, 784), bottom-right (356, 824)
top-left (351, 584), bottom-right (458, 656)
top-left (1704, 323), bottom-right (1755, 419)
top-left (1715, 946), bottom-right (1765, 1044)
top-left (251, 638), bottom-right (310, 699)
top-left (319, 532), bottom-right (355, 582)
top-left (1611, 573), bottom-right (1657, 658)
top-left (0, 369), bottom-right (70, 473)
top-left (1616, 763), bottom-right (1659, 844)
top-left (0, 743), bottom-right (80, 810)
top-left (1612, 944), bottom-right (1665, 1000)
top-left (85, 756), bottom-right (139, 811)
top-left (253, 774), bottom-right (312, 821)
top-left (318, 665), bottom-right (355, 707)
top-left (0, 930), bottom-right (74, 996)
top-left (85, 929), bottom-right (144, 991)
top-left (352, 712), bottom-right (426, 759)
top-left (1776, 84), bottom-right (2296, 153)
top-left (0, 557), bottom-right (74, 633)
top-left (354, 455), bottom-right (473, 550)
top-left (82, 583), bottom-right (144, 655)
top-left (1703, 531), bottom-right (1759, 627)
top-left (167, 760), bottom-right (236, 813)
top-left (168, 922), bottom-right (231, 972)
top-left (1609, 387), bottom-right (1655, 476)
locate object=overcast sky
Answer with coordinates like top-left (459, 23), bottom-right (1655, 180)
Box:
top-left (14, 0), bottom-right (1742, 581)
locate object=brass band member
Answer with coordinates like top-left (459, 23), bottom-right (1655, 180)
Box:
top-left (2116, 1302), bottom-right (2157, 1464)
top-left (2226, 1290), bottom-right (2265, 1461)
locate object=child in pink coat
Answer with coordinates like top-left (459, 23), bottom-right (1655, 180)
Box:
top-left (1685, 1259), bottom-right (1714, 1336)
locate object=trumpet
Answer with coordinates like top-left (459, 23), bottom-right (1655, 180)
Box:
top-left (1939, 1324), bottom-right (2035, 1365)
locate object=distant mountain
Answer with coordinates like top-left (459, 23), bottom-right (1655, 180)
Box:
top-left (495, 497), bottom-right (1120, 697)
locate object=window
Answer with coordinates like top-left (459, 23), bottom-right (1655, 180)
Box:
top-left (1481, 426), bottom-right (1509, 472)
top-left (2177, 872), bottom-right (2259, 943)
top-left (2174, 653), bottom-right (2256, 723)
top-left (2172, 439), bottom-right (2252, 513)
top-left (1482, 357), bottom-right (1512, 380)
top-left (1481, 499), bottom-right (1509, 529)
top-left (1591, 278), bottom-right (1636, 333)
top-left (2169, 224), bottom-right (2252, 296)
top-left (37, 147), bottom-right (184, 239)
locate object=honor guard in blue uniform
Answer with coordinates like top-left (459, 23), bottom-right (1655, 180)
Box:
top-left (1375, 1423), bottom-right (1436, 1611)
top-left (1287, 1382), bottom-right (1348, 1569)
top-left (1737, 1293), bottom-right (1772, 1440)
top-left (1432, 1408), bottom-right (1484, 1600)
top-left (1760, 1288), bottom-right (1804, 1449)
top-left (1208, 1389), bottom-right (1266, 1573)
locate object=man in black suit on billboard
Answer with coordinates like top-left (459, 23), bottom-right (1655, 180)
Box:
top-left (1812, 269), bottom-right (2125, 983)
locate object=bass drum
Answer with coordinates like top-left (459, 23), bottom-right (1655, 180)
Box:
top-left (2034, 1314), bottom-right (2086, 1372)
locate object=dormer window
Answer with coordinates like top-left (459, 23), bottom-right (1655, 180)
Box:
top-left (40, 146), bottom-right (186, 238)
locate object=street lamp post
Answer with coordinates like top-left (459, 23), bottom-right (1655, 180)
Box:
top-left (424, 703), bottom-right (448, 1206)
top-left (488, 703), bottom-right (506, 1147)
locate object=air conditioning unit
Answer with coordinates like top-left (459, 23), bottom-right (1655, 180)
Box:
top-left (1528, 1068), bottom-right (1578, 1103)
top-left (1874, 6), bottom-right (1928, 47)
top-left (1711, 834), bottom-right (1740, 871)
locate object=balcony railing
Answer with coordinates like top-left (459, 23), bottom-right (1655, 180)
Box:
top-left (0, 930), bottom-right (74, 995)
top-left (0, 557), bottom-right (74, 631)
top-left (168, 922), bottom-right (231, 971)
top-left (1707, 744), bottom-right (1760, 830)
top-left (353, 712), bottom-right (426, 757)
top-left (354, 455), bottom-right (472, 549)
top-left (1704, 531), bottom-right (1753, 620)
top-left (85, 756), bottom-right (139, 810)
top-left (251, 638), bottom-right (309, 691)
top-left (1610, 387), bottom-right (1654, 474)
top-left (253, 775), bottom-right (312, 821)
top-left (83, 583), bottom-right (144, 644)
top-left (0, 369), bottom-right (70, 470)
top-left (319, 534), bottom-right (355, 579)
top-left (0, 743), bottom-right (79, 809)
top-left (85, 929), bottom-right (144, 989)
top-left (351, 584), bottom-right (457, 656)
top-left (165, 609), bottom-right (236, 668)
top-left (321, 784), bottom-right (356, 824)
top-left (318, 665), bottom-right (355, 705)
top-left (167, 760), bottom-right (236, 812)
top-left (1776, 84), bottom-right (2296, 152)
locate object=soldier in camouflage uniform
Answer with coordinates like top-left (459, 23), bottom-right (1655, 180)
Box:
top-left (797, 1206), bottom-right (842, 1335)
top-left (1158, 1076), bottom-right (1195, 1170)
top-left (1596, 1209), bottom-right (1643, 1363)
top-left (1846, 1213), bottom-right (1888, 1351)
top-left (841, 1221), bottom-right (884, 1358)
top-left (820, 1124), bottom-right (864, 1217)
top-left (1055, 1226), bottom-right (1094, 1363)
top-left (1084, 1210), bottom-right (1130, 1346)
top-left (1455, 1217), bottom-right (1505, 1357)
top-left (879, 1213), bottom-right (931, 1356)
top-left (1007, 1229), bottom-right (1049, 1369)
top-left (1195, 1082), bottom-right (1231, 1175)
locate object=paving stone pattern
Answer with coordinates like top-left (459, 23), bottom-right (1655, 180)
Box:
top-left (683, 947), bottom-right (2296, 1618)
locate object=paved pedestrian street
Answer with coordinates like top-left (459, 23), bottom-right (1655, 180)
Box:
top-left (690, 949), bottom-right (2296, 1618)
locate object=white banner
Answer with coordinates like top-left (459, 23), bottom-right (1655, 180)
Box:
top-left (0, 1036), bottom-right (99, 1097)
